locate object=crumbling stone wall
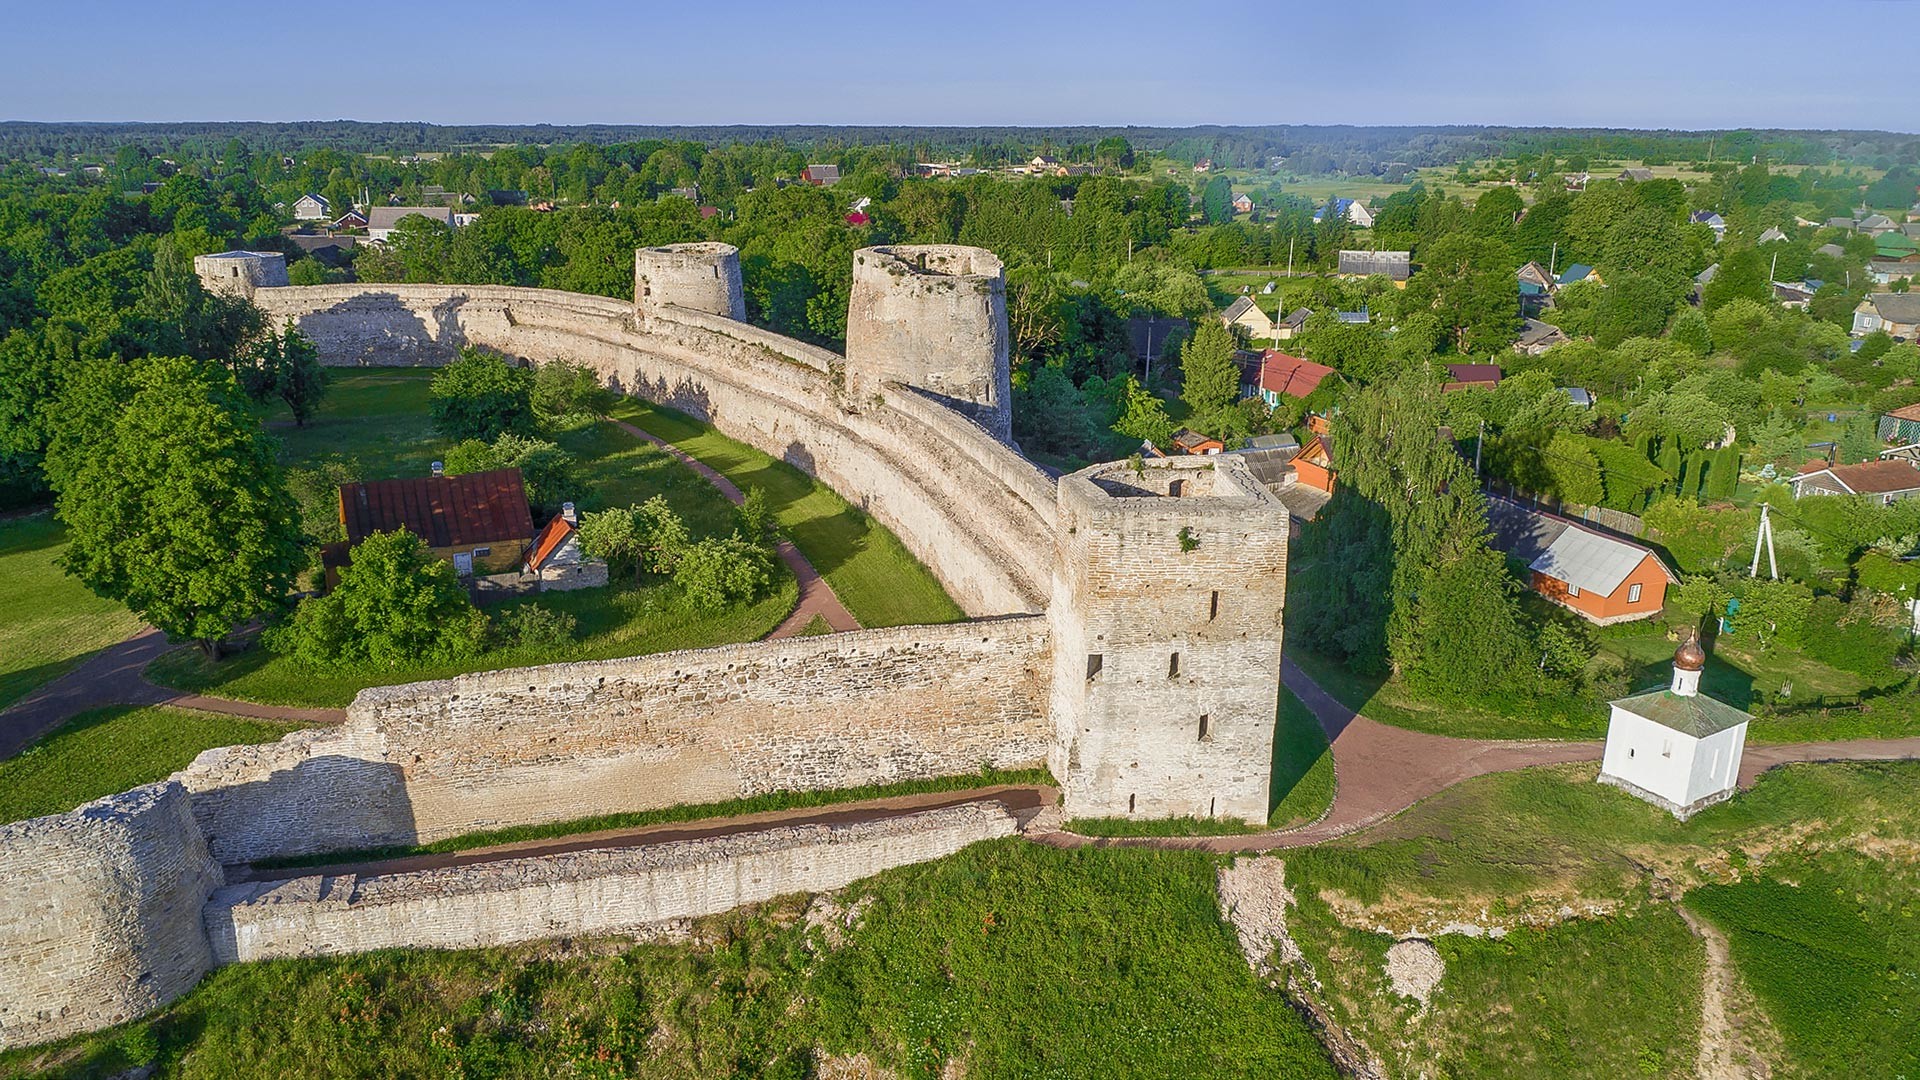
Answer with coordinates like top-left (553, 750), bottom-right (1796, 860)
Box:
top-left (1048, 457), bottom-right (1290, 824)
top-left (251, 281), bottom-right (1055, 614)
top-left (205, 802), bottom-right (1017, 964)
top-left (0, 783), bottom-right (221, 1050)
top-left (180, 618), bottom-right (1053, 866)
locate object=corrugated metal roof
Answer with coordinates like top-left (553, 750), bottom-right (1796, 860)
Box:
top-left (1532, 523), bottom-right (1656, 596)
top-left (339, 468), bottom-right (534, 548)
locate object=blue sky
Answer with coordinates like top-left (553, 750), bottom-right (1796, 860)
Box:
top-left (3, 0), bottom-right (1913, 131)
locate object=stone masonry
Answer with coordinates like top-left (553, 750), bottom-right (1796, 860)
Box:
top-left (192, 250), bottom-right (288, 299)
top-left (1049, 457), bottom-right (1291, 823)
top-left (0, 783), bottom-right (221, 1049)
top-left (179, 619), bottom-right (1054, 867)
top-left (0, 243), bottom-right (1291, 1048)
top-left (205, 803), bottom-right (1017, 964)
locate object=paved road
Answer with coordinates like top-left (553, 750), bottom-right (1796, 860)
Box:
top-left (606, 417), bottom-right (861, 639)
top-left (0, 627), bottom-right (345, 759)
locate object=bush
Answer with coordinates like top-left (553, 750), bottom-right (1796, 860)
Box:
top-left (495, 603), bottom-right (578, 651)
top-left (577, 496), bottom-right (690, 578)
top-left (736, 484), bottom-right (777, 540)
top-left (1801, 595), bottom-right (1905, 681)
top-left (673, 535), bottom-right (775, 610)
top-left (531, 359), bottom-right (611, 419)
top-left (428, 347), bottom-right (537, 441)
top-left (443, 432), bottom-right (583, 518)
top-left (266, 530), bottom-right (488, 668)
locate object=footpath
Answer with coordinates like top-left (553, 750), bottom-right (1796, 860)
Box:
top-left (605, 417), bottom-right (861, 639)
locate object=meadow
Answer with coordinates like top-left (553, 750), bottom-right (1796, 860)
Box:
top-left (0, 512), bottom-right (142, 710)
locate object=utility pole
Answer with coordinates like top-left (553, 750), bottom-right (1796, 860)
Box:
top-left (1286, 237), bottom-right (1295, 279)
top-left (1751, 503), bottom-right (1779, 580)
top-left (1475, 418), bottom-right (1485, 481)
top-left (1548, 241), bottom-right (1558, 279)
top-left (1769, 251), bottom-right (1779, 285)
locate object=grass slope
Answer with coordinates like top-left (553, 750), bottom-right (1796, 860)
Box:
top-left (0, 706), bottom-right (303, 824)
top-left (2, 842), bottom-right (1335, 1080)
top-left (0, 513), bottom-right (142, 710)
top-left (608, 398), bottom-right (964, 629)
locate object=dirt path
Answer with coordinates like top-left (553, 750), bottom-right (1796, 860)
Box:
top-left (0, 627), bottom-right (345, 759)
top-left (605, 417), bottom-right (860, 639)
top-left (1678, 905), bottom-right (1773, 1079)
top-left (236, 783), bottom-right (1055, 882)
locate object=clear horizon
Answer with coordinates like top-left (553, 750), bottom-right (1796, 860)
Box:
top-left (4, 0), bottom-right (1916, 134)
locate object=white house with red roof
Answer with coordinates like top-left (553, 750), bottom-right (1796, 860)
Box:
top-left (522, 503), bottom-right (609, 591)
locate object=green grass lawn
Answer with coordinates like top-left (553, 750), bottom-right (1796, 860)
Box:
top-left (0, 512), bottom-right (143, 711)
top-left (0, 706), bottom-right (304, 824)
top-left (2, 841), bottom-right (1336, 1080)
top-left (1288, 647), bottom-right (1604, 741)
top-left (1069, 687), bottom-right (1334, 837)
top-left (608, 398), bottom-right (964, 628)
top-left (266, 369), bottom-right (442, 475)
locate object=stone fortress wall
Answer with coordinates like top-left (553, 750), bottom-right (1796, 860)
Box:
top-left (0, 244), bottom-right (1289, 1050)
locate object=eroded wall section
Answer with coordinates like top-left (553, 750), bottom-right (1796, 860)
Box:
top-left (181, 618), bottom-right (1052, 866)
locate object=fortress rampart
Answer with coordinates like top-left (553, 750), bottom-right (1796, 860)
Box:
top-left (179, 618), bottom-right (1053, 866)
top-left (0, 243), bottom-right (1294, 1051)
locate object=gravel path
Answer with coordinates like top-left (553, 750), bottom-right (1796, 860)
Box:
top-left (605, 417), bottom-right (860, 639)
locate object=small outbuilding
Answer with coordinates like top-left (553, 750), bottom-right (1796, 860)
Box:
top-left (1598, 632), bottom-right (1750, 819)
top-left (522, 503), bottom-right (609, 591)
top-left (1487, 497), bottom-right (1676, 624)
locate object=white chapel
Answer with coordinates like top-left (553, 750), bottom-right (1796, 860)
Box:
top-left (1597, 630), bottom-right (1751, 818)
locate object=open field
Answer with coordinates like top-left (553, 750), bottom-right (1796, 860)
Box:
top-left (0, 706), bottom-right (304, 824)
top-left (0, 513), bottom-right (143, 711)
top-left (1068, 687), bottom-right (1334, 837)
top-left (608, 398), bottom-right (964, 628)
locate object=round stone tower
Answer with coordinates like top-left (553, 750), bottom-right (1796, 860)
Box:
top-left (192, 250), bottom-right (288, 299)
top-left (0, 782), bottom-right (221, 1049)
top-left (634, 242), bottom-right (745, 322)
top-left (845, 245), bottom-right (1012, 442)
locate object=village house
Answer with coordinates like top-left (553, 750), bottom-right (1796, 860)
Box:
top-left (1860, 213), bottom-right (1899, 237)
top-left (1517, 260), bottom-right (1555, 292)
top-left (1557, 263), bottom-right (1602, 288)
top-left (1515, 318), bottom-right (1570, 356)
top-left (1853, 294), bottom-right (1920, 339)
top-left (1757, 226), bottom-right (1789, 244)
top-left (522, 503), bottom-right (610, 592)
top-left (293, 193), bottom-right (330, 221)
top-left (1619, 167), bottom-right (1655, 182)
top-left (1689, 210), bottom-right (1726, 239)
top-left (1790, 457), bottom-right (1920, 503)
top-left (1598, 632), bottom-right (1750, 818)
top-left (1231, 192), bottom-right (1254, 214)
top-left (333, 210), bottom-right (368, 230)
top-left (1486, 496), bottom-right (1677, 625)
top-left (1221, 296), bottom-right (1276, 340)
top-left (1878, 402), bottom-right (1920, 445)
top-left (1336, 249), bottom-right (1410, 283)
top-left (1126, 314), bottom-right (1189, 363)
top-left (1870, 260), bottom-right (1919, 285)
top-left (1772, 281), bottom-right (1816, 309)
top-left (326, 466), bottom-right (537, 587)
top-left (1877, 232), bottom-right (1920, 262)
top-left (1171, 428), bottom-right (1225, 455)
top-left (1290, 432), bottom-right (1336, 495)
top-left (800, 164), bottom-right (840, 186)
top-left (1442, 362), bottom-right (1503, 391)
top-left (1816, 242), bottom-right (1848, 259)
top-left (1249, 349), bottom-right (1336, 409)
top-left (367, 205), bottom-right (457, 244)
top-left (1274, 307), bottom-right (1311, 340)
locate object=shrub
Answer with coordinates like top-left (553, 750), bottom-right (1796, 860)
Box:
top-left (267, 530), bottom-right (488, 668)
top-left (495, 604), bottom-right (578, 651)
top-left (443, 432), bottom-right (583, 518)
top-left (736, 484), bottom-right (778, 541)
top-left (428, 347), bottom-right (536, 441)
top-left (673, 535), bottom-right (774, 610)
top-left (531, 359), bottom-right (611, 419)
top-left (577, 496), bottom-right (690, 578)
top-left (1801, 595), bottom-right (1905, 681)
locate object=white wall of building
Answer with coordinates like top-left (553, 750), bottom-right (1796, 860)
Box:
top-left (1599, 707), bottom-right (1745, 810)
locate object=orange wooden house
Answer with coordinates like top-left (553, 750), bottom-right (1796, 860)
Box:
top-left (1487, 496), bottom-right (1675, 624)
top-left (1291, 433), bottom-right (1336, 494)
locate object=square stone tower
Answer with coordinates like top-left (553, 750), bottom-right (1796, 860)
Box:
top-left (1049, 456), bottom-right (1289, 824)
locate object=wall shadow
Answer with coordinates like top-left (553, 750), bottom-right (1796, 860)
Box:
top-left (194, 754), bottom-right (415, 868)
